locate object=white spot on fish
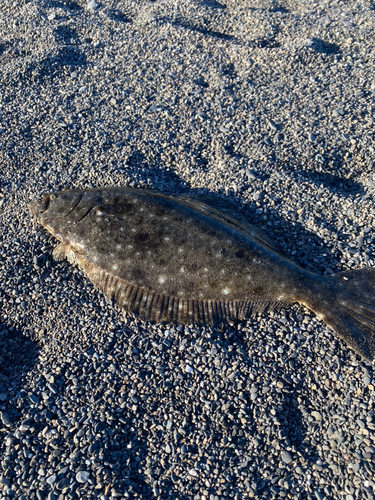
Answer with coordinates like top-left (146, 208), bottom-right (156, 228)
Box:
top-left (132, 228), bottom-right (136, 232)
top-left (222, 288), bottom-right (230, 295)
top-left (116, 244), bottom-right (121, 250)
top-left (204, 268), bottom-right (208, 272)
top-left (343, 276), bottom-right (348, 281)
top-left (180, 268), bottom-right (185, 273)
top-left (164, 237), bottom-right (170, 241)
top-left (179, 248), bottom-right (184, 253)
top-left (112, 264), bottom-right (118, 270)
top-left (159, 276), bottom-right (166, 284)
top-left (127, 245), bottom-right (133, 249)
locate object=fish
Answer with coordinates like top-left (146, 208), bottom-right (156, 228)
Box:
top-left (29, 187), bottom-right (375, 361)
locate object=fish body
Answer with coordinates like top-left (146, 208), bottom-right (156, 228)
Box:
top-left (29, 187), bottom-right (375, 361)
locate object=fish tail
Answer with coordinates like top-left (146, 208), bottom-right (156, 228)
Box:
top-left (310, 268), bottom-right (375, 361)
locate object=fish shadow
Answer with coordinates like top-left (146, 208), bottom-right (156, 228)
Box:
top-left (280, 165), bottom-right (364, 198)
top-left (250, 386), bottom-right (320, 497)
top-left (45, 0), bottom-right (83, 11)
top-left (23, 47), bottom-right (87, 84)
top-left (195, 0), bottom-right (227, 8)
top-left (21, 23), bottom-right (88, 85)
top-left (118, 150), bottom-right (191, 192)
top-left (0, 42), bottom-right (10, 57)
top-left (0, 322), bottom-right (39, 428)
top-left (54, 25), bottom-right (81, 44)
top-left (309, 37), bottom-right (341, 55)
top-left (171, 19), bottom-right (237, 42)
top-left (107, 9), bottom-right (132, 23)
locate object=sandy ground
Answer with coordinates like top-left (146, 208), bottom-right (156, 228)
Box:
top-left (1, 1), bottom-right (375, 499)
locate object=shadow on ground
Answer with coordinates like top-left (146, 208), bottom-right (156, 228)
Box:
top-left (0, 322), bottom-right (39, 428)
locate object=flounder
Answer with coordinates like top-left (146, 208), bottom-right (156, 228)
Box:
top-left (29, 187), bottom-right (375, 361)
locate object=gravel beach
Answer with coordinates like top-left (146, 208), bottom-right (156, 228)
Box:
top-left (1, 1), bottom-right (375, 499)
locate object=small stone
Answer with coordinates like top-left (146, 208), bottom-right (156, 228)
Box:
top-left (76, 471), bottom-right (90, 483)
top-left (219, 126), bottom-right (230, 133)
top-left (352, 463), bottom-right (360, 473)
top-left (87, 0), bottom-right (97, 12)
top-left (308, 132), bottom-right (315, 141)
top-left (245, 168), bottom-right (256, 181)
top-left (46, 474), bottom-right (57, 485)
top-left (268, 121), bottom-right (277, 131)
top-left (56, 477), bottom-right (70, 490)
top-left (281, 451), bottom-right (293, 464)
top-left (311, 411), bottom-right (322, 421)
top-left (364, 376), bottom-right (372, 386)
top-left (29, 394), bottom-right (39, 405)
top-left (0, 412), bottom-right (11, 427)
top-left (165, 444), bottom-right (172, 454)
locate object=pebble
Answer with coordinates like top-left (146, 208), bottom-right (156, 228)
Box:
top-left (76, 471), bottom-right (90, 483)
top-left (308, 132), bottom-right (316, 142)
top-left (0, 412), bottom-right (11, 426)
top-left (46, 474), bottom-right (57, 485)
top-left (281, 452), bottom-right (293, 464)
top-left (1, 0), bottom-right (375, 499)
top-left (311, 411), bottom-right (322, 421)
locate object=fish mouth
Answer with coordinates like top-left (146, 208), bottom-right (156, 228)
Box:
top-left (29, 193), bottom-right (51, 221)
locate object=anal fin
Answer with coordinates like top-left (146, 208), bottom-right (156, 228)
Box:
top-left (53, 242), bottom-right (77, 264)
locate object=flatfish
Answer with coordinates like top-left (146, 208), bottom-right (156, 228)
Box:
top-left (29, 187), bottom-right (375, 361)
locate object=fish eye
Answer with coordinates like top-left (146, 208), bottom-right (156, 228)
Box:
top-left (50, 194), bottom-right (56, 201)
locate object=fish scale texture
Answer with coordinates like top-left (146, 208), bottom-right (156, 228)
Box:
top-left (31, 187), bottom-right (375, 361)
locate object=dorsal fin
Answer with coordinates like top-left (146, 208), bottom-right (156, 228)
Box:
top-left (176, 192), bottom-right (280, 254)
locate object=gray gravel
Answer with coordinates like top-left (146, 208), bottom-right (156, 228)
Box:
top-left (1, 0), bottom-right (375, 499)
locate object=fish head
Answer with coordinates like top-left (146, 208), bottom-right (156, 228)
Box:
top-left (29, 190), bottom-right (88, 231)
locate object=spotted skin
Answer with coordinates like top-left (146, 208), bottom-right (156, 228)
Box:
top-left (29, 187), bottom-right (375, 361)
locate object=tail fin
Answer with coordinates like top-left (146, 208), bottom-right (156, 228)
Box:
top-left (314, 268), bottom-right (375, 361)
